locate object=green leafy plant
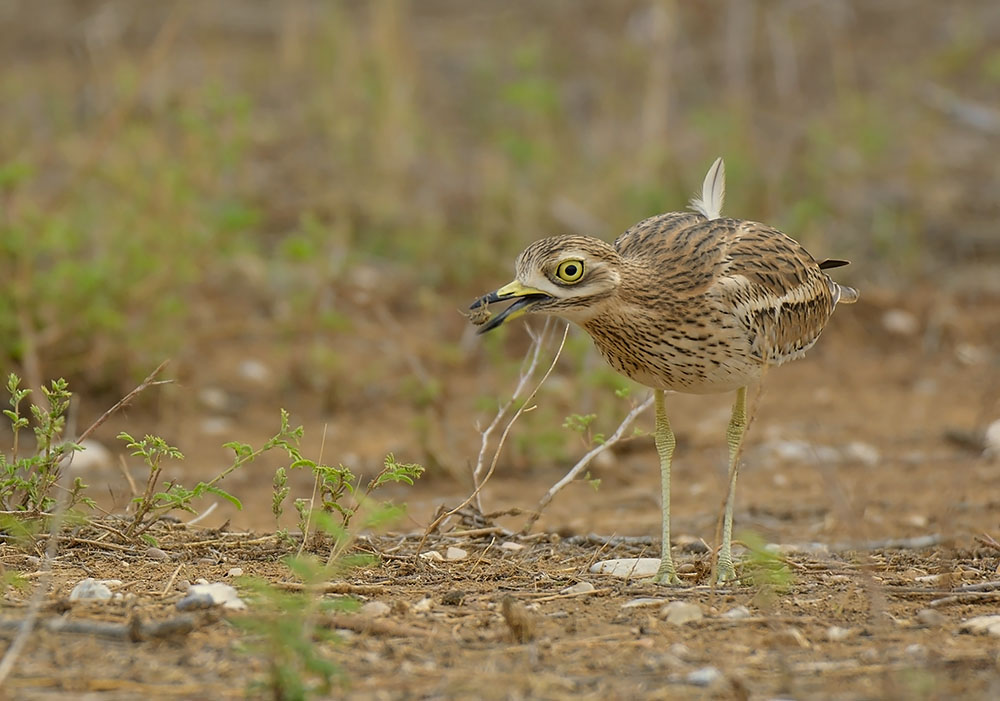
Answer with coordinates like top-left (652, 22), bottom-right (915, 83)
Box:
top-left (737, 531), bottom-right (795, 607)
top-left (119, 432), bottom-right (242, 540)
top-left (237, 455), bottom-right (419, 700)
top-left (0, 374), bottom-right (92, 515)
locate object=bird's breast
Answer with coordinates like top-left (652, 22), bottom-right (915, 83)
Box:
top-left (582, 309), bottom-right (764, 395)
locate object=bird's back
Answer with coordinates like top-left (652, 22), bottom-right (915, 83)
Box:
top-left (581, 212), bottom-right (856, 394)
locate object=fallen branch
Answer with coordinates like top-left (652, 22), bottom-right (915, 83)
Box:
top-left (274, 582), bottom-right (390, 596)
top-left (0, 614), bottom-right (199, 641)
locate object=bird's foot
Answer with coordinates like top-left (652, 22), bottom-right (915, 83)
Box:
top-left (715, 559), bottom-right (738, 585)
top-left (650, 563), bottom-right (682, 586)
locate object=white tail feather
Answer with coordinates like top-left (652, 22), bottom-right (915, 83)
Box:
top-left (689, 157), bottom-right (726, 220)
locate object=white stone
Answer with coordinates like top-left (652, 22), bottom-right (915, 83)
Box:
top-left (238, 359), bottom-right (271, 384)
top-left (227, 567), bottom-right (244, 577)
top-left (500, 541), bottom-right (525, 551)
top-left (826, 625), bottom-right (853, 642)
top-left (845, 441), bottom-right (880, 467)
top-left (198, 387), bottom-right (231, 412)
top-left (590, 558), bottom-right (662, 578)
top-left (179, 582), bottom-right (246, 611)
top-left (66, 440), bottom-right (112, 473)
top-left (560, 581), bottom-right (595, 595)
top-left (69, 578), bottom-right (112, 602)
top-left (360, 601), bottom-right (391, 618)
top-left (660, 600), bottom-right (703, 625)
top-left (445, 547), bottom-right (468, 561)
top-left (200, 416), bottom-right (234, 435)
top-left (984, 419), bottom-right (1000, 461)
top-left (960, 615), bottom-right (1000, 636)
top-left (413, 597), bottom-right (433, 613)
top-left (686, 666), bottom-right (724, 687)
top-left (881, 309), bottom-right (919, 336)
top-left (419, 550), bottom-right (444, 561)
top-left (721, 605), bottom-right (752, 619)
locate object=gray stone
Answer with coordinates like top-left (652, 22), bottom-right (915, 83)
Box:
top-left (560, 581), bottom-right (595, 595)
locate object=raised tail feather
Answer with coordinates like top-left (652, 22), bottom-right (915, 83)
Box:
top-left (689, 157), bottom-right (725, 220)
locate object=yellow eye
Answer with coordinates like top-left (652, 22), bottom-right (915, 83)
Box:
top-left (555, 259), bottom-right (584, 283)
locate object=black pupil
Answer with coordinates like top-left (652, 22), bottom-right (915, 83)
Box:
top-left (564, 264), bottom-right (578, 277)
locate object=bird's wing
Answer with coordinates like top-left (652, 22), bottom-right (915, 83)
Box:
top-left (712, 220), bottom-right (837, 365)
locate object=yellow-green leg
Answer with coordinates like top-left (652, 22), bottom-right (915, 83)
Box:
top-left (717, 386), bottom-right (748, 584)
top-left (652, 389), bottom-right (681, 585)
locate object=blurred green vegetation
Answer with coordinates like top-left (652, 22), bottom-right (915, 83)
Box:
top-left (0, 0), bottom-right (996, 429)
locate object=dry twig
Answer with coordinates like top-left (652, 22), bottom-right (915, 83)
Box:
top-left (523, 393), bottom-right (654, 533)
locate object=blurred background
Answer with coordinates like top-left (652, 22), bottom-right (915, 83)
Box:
top-left (1, 1), bottom-right (997, 533)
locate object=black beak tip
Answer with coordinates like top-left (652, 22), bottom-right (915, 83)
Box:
top-left (469, 290), bottom-right (502, 310)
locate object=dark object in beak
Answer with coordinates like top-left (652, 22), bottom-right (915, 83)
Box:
top-left (469, 289), bottom-right (550, 334)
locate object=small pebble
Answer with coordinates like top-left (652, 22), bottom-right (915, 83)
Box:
top-left (916, 608), bottom-right (945, 627)
top-left (686, 666), bottom-right (724, 687)
top-left (500, 542), bottom-right (525, 552)
top-left (561, 581), bottom-right (595, 595)
top-left (226, 567), bottom-right (244, 577)
top-left (238, 359), bottom-right (271, 384)
top-left (668, 643), bottom-right (694, 661)
top-left (622, 597), bottom-right (665, 610)
top-left (881, 309), bottom-right (919, 336)
top-left (721, 605), bottom-right (752, 619)
top-left (413, 597), bottom-right (433, 613)
top-left (360, 601), bottom-right (391, 618)
top-left (419, 550), bottom-right (444, 561)
top-left (660, 601), bottom-right (703, 626)
top-left (145, 547), bottom-right (169, 561)
top-left (826, 625), bottom-right (853, 642)
top-left (984, 419), bottom-right (1000, 460)
top-left (905, 643), bottom-right (928, 660)
top-left (69, 578), bottom-right (112, 602)
top-left (176, 592), bottom-right (216, 611)
top-left (859, 648), bottom-right (879, 663)
top-left (445, 547), bottom-right (468, 561)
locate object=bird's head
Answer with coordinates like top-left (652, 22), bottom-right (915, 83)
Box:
top-left (469, 235), bottom-right (621, 333)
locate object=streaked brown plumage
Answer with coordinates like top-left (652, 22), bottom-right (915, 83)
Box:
top-left (507, 214), bottom-right (856, 394)
top-left (471, 158), bottom-right (857, 584)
